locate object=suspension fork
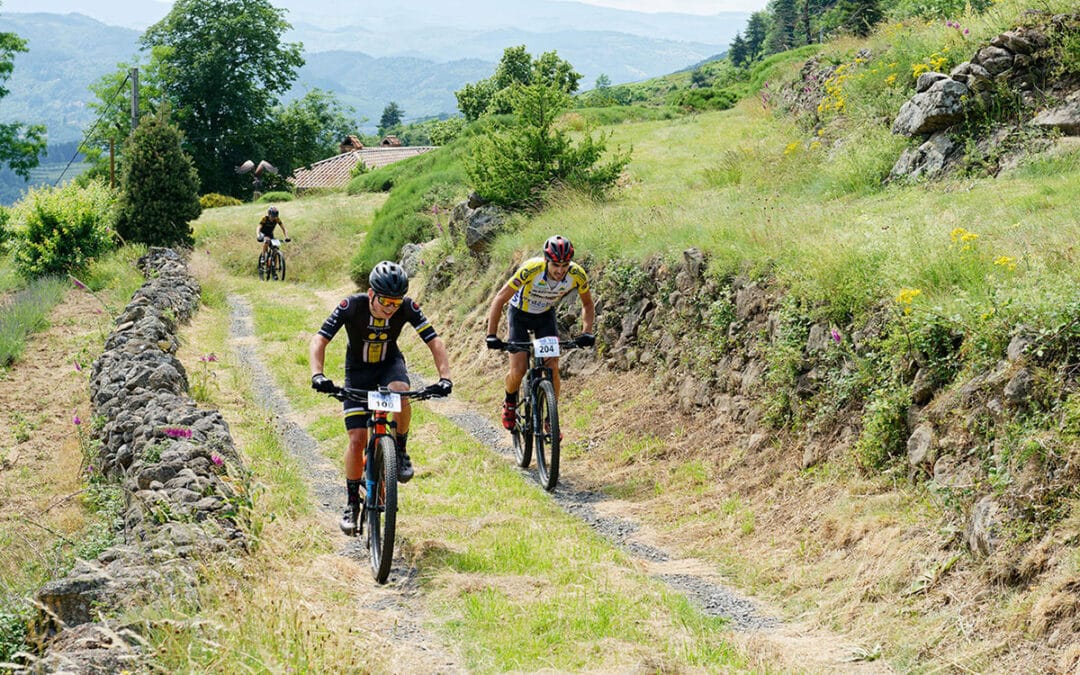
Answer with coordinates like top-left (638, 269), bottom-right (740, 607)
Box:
top-left (364, 413), bottom-right (397, 504)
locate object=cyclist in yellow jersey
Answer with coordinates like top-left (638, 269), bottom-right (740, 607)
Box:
top-left (485, 235), bottom-right (595, 429)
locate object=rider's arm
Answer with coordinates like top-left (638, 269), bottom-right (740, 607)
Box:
top-left (279, 222), bottom-right (288, 237)
top-left (580, 289), bottom-right (596, 335)
top-left (486, 284), bottom-right (516, 335)
top-left (425, 336), bottom-right (452, 380)
top-left (309, 334), bottom-right (330, 376)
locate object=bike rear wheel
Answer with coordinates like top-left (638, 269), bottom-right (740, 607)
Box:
top-left (534, 380), bottom-right (560, 491)
top-left (367, 435), bottom-right (398, 583)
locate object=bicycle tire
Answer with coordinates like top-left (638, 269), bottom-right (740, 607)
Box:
top-left (268, 251), bottom-right (279, 280)
top-left (257, 254), bottom-right (266, 280)
top-left (277, 252), bottom-right (286, 281)
top-left (534, 379), bottom-right (560, 491)
top-left (368, 435), bottom-right (398, 583)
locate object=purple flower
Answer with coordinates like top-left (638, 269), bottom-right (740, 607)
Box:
top-left (71, 277), bottom-right (88, 291)
top-left (74, 360), bottom-right (82, 372)
top-left (200, 353), bottom-right (218, 363)
top-left (963, 28), bottom-right (969, 35)
top-left (162, 427), bottom-right (193, 439)
top-left (211, 454), bottom-right (224, 467)
top-left (831, 329), bottom-right (842, 344)
top-left (73, 414), bottom-right (82, 426)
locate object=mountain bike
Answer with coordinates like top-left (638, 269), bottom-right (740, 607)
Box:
top-left (325, 385), bottom-right (442, 583)
top-left (257, 237), bottom-right (289, 281)
top-left (501, 338), bottom-right (582, 491)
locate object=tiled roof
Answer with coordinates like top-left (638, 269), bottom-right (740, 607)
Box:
top-left (289, 146), bottom-right (437, 190)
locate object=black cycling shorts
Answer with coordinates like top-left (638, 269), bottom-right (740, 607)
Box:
top-left (342, 354), bottom-right (410, 430)
top-left (508, 306), bottom-right (558, 343)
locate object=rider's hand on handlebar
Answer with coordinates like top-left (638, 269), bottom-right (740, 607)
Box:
top-left (424, 378), bottom-right (453, 397)
top-left (257, 233), bottom-right (265, 242)
top-left (285, 237), bottom-right (291, 242)
top-left (486, 335), bottom-right (505, 350)
top-left (311, 373), bottom-right (336, 393)
top-left (575, 333), bottom-right (596, 348)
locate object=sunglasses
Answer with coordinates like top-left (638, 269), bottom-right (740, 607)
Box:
top-left (375, 295), bottom-right (404, 308)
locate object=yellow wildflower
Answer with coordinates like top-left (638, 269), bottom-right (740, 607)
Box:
top-left (784, 142), bottom-right (799, 155)
top-left (994, 255), bottom-right (1018, 271)
top-left (885, 73), bottom-right (897, 85)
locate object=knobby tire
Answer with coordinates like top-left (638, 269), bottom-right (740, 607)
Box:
top-left (276, 252), bottom-right (286, 281)
top-left (368, 435), bottom-right (398, 583)
top-left (535, 380), bottom-right (560, 491)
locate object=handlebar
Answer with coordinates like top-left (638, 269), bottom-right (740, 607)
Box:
top-left (501, 339), bottom-right (584, 354)
top-left (325, 385), bottom-right (444, 403)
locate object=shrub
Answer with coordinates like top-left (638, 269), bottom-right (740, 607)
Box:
top-left (10, 180), bottom-right (118, 278)
top-left (114, 110), bottom-right (201, 248)
top-left (854, 385), bottom-right (912, 470)
top-left (200, 193), bottom-right (243, 209)
top-left (672, 87), bottom-right (738, 112)
top-left (256, 191), bottom-right (293, 203)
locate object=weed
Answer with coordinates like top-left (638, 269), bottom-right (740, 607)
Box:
top-left (190, 353), bottom-right (219, 402)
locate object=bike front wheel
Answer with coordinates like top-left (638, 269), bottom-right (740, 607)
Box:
top-left (534, 380), bottom-right (560, 491)
top-left (367, 435), bottom-right (398, 583)
top-left (276, 252), bottom-right (286, 281)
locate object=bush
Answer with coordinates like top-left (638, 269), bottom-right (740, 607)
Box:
top-left (256, 191), bottom-right (293, 203)
top-left (672, 87), bottom-right (738, 112)
top-left (200, 193), bottom-right (243, 209)
top-left (114, 111), bottom-right (201, 248)
top-left (10, 180), bottom-right (118, 278)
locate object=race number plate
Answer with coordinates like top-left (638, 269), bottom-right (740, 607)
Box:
top-left (368, 391), bottom-right (402, 412)
top-left (533, 336), bottom-right (560, 357)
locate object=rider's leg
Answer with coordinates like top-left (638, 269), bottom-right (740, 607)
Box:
top-left (340, 421), bottom-right (368, 534)
top-left (387, 379), bottom-right (415, 482)
top-left (547, 356), bottom-right (562, 398)
top-left (505, 352), bottom-right (528, 396)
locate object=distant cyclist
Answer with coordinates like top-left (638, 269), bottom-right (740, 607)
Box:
top-left (256, 206), bottom-right (289, 258)
top-left (485, 235), bottom-right (595, 429)
top-left (309, 261), bottom-right (453, 535)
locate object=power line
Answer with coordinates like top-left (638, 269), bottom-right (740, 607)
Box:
top-left (54, 72), bottom-right (132, 186)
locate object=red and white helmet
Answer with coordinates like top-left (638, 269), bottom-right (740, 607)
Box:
top-left (543, 235), bottom-right (574, 263)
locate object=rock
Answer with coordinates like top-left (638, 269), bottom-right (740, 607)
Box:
top-left (892, 78), bottom-right (969, 137)
top-left (966, 495), bottom-right (1001, 556)
top-left (1031, 92), bottom-right (1080, 136)
top-left (916, 71), bottom-right (950, 93)
top-left (1007, 330), bottom-right (1035, 362)
top-left (1004, 367), bottom-right (1034, 406)
top-left (911, 367), bottom-right (937, 405)
top-left (907, 423), bottom-right (935, 468)
top-left (972, 45), bottom-right (1014, 76)
top-left (464, 205), bottom-right (508, 253)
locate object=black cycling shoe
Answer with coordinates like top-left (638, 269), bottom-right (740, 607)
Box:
top-left (339, 502), bottom-right (359, 536)
top-left (397, 450), bottom-right (415, 483)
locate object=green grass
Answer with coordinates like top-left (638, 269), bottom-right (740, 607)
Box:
top-left (0, 274), bottom-right (67, 366)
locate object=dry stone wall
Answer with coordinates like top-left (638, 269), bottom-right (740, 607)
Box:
top-left (22, 248), bottom-right (248, 674)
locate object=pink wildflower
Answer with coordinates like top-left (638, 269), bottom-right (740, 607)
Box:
top-left (74, 360), bottom-right (83, 372)
top-left (73, 414), bottom-right (82, 425)
top-left (71, 277), bottom-right (88, 291)
top-left (162, 427), bottom-right (193, 439)
top-left (831, 329), bottom-right (842, 344)
top-left (211, 454), bottom-right (225, 467)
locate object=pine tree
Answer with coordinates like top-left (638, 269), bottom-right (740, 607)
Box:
top-left (744, 12), bottom-right (770, 63)
top-left (766, 0), bottom-right (798, 54)
top-left (729, 33), bottom-right (750, 68)
top-left (114, 110), bottom-right (201, 248)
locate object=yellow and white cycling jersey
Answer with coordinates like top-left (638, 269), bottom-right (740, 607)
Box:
top-left (506, 257), bottom-right (589, 314)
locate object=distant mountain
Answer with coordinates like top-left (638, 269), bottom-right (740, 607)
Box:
top-left (0, 2), bottom-right (749, 142)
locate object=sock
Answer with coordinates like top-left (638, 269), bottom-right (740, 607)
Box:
top-left (397, 433), bottom-right (409, 455)
top-left (505, 391), bottom-right (518, 405)
top-left (346, 478), bottom-right (362, 505)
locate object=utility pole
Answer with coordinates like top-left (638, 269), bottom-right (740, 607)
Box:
top-left (130, 67), bottom-right (139, 131)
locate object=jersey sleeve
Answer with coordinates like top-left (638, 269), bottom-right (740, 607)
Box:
top-left (507, 258), bottom-right (545, 291)
top-left (318, 296), bottom-right (354, 340)
top-left (406, 300), bottom-right (438, 343)
top-left (570, 263), bottom-right (589, 294)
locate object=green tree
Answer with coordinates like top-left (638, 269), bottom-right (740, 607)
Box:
top-left (378, 101), bottom-right (404, 135)
top-left (141, 0), bottom-right (304, 197)
top-left (594, 73), bottom-right (611, 90)
top-left (744, 12), bottom-right (770, 62)
top-left (728, 33), bottom-right (750, 68)
top-left (455, 46), bottom-right (582, 120)
top-left (466, 79), bottom-right (630, 209)
top-left (842, 0), bottom-right (883, 37)
top-left (766, 0), bottom-right (799, 54)
top-left (82, 60), bottom-right (164, 185)
top-left (10, 181), bottom-right (117, 278)
top-left (114, 110), bottom-right (201, 248)
top-left (0, 14), bottom-right (46, 179)
top-left (266, 89), bottom-right (358, 176)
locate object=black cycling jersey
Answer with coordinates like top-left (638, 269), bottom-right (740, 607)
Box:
top-left (317, 294), bottom-right (437, 368)
top-left (259, 215), bottom-right (282, 237)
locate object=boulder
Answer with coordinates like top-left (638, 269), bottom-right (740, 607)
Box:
top-left (892, 78), bottom-right (969, 137)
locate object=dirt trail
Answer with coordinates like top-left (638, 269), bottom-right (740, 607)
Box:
top-left (228, 285), bottom-right (890, 674)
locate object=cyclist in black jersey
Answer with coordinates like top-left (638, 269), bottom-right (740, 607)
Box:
top-left (309, 261), bottom-right (452, 535)
top-left (256, 206), bottom-right (289, 258)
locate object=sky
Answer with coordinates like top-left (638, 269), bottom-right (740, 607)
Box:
top-left (572, 0), bottom-right (768, 13)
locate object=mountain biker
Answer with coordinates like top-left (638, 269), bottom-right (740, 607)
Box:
top-left (309, 260), bottom-right (453, 535)
top-left (256, 206), bottom-right (289, 259)
top-left (485, 234), bottom-right (595, 430)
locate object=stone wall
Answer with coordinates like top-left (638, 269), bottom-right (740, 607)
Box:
top-left (21, 248), bottom-right (248, 674)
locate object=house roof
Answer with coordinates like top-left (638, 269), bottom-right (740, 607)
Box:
top-left (289, 146), bottom-right (436, 190)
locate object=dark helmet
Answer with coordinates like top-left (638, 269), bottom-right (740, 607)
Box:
top-left (268, 206), bottom-right (278, 217)
top-left (543, 235), bottom-right (574, 263)
top-left (369, 261), bottom-right (409, 297)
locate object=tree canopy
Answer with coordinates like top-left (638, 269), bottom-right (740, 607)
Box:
top-left (141, 0), bottom-right (304, 196)
top-left (378, 102), bottom-right (404, 135)
top-left (455, 46), bottom-right (582, 121)
top-left (0, 18), bottom-right (46, 179)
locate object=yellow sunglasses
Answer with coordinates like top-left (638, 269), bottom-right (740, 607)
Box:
top-left (375, 295), bottom-right (404, 308)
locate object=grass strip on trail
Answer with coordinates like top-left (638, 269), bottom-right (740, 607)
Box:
top-left (0, 275), bottom-right (67, 366)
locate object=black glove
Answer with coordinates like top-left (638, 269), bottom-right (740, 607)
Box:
top-left (311, 373), bottom-right (335, 393)
top-left (285, 237), bottom-right (291, 242)
top-left (486, 335), bottom-right (505, 350)
top-left (257, 233), bottom-right (265, 242)
top-left (575, 333), bottom-right (596, 348)
top-left (424, 378), bottom-right (453, 397)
